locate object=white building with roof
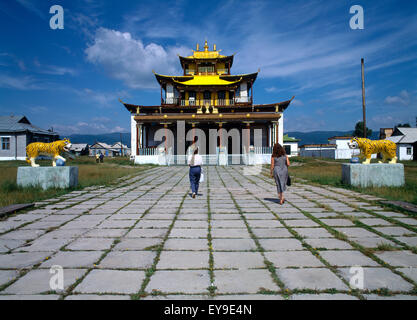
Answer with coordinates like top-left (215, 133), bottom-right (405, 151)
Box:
top-left (0, 115), bottom-right (59, 160)
top-left (386, 127), bottom-right (417, 160)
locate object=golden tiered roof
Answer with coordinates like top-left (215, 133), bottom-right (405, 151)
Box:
top-left (187, 40), bottom-right (226, 59)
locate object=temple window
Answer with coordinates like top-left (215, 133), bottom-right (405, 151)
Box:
top-left (198, 63), bottom-right (215, 74)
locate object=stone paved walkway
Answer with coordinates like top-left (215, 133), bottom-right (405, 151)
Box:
top-left (1, 166), bottom-right (417, 300)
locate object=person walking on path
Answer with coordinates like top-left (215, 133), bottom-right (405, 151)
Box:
top-left (270, 143), bottom-right (290, 205)
top-left (188, 147), bottom-right (203, 198)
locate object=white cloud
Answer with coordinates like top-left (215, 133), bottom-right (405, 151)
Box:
top-left (0, 74), bottom-right (43, 90)
top-left (85, 28), bottom-right (189, 89)
top-left (384, 90), bottom-right (411, 106)
top-left (265, 87), bottom-right (278, 93)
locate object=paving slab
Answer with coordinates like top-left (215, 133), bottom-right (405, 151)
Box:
top-left (146, 270), bottom-right (210, 294)
top-left (0, 270), bottom-right (20, 286)
top-left (304, 238), bottom-right (353, 250)
top-left (291, 293), bottom-right (358, 300)
top-left (0, 252), bottom-right (53, 269)
top-left (0, 230), bottom-right (45, 240)
top-left (394, 218), bottom-right (417, 226)
top-left (397, 267), bottom-right (417, 283)
top-left (358, 218), bottom-right (394, 226)
top-left (0, 239), bottom-right (26, 253)
top-left (211, 228), bottom-right (252, 238)
top-left (99, 251), bottom-right (156, 269)
top-left (351, 237), bottom-right (400, 248)
top-left (169, 228), bottom-right (207, 238)
top-left (3, 268), bottom-right (87, 294)
top-left (258, 239), bottom-right (303, 251)
top-left (334, 227), bottom-right (378, 238)
top-left (74, 269), bottom-right (145, 294)
top-left (213, 252), bottom-right (265, 269)
top-left (164, 238), bottom-right (207, 250)
top-left (251, 228), bottom-right (293, 239)
top-left (40, 251), bottom-right (102, 268)
top-left (284, 219), bottom-right (320, 227)
top-left (338, 267), bottom-right (413, 291)
top-left (320, 250), bottom-right (379, 267)
top-left (277, 268), bottom-right (349, 290)
top-left (65, 238), bottom-right (115, 251)
top-left (246, 220), bottom-right (283, 228)
top-left (265, 251), bottom-right (324, 268)
top-left (364, 294), bottom-right (417, 300)
top-left (135, 220), bottom-right (172, 229)
top-left (214, 269), bottom-right (279, 293)
top-left (374, 251), bottom-right (417, 267)
top-left (374, 227), bottom-right (416, 237)
top-left (320, 219), bottom-right (356, 227)
top-left (0, 294), bottom-right (60, 300)
top-left (114, 238), bottom-right (162, 251)
top-left (212, 238), bottom-right (257, 251)
top-left (373, 211), bottom-right (407, 218)
top-left (124, 228), bottom-right (168, 238)
top-left (83, 229), bottom-right (126, 238)
top-left (65, 294), bottom-right (131, 300)
top-left (395, 237), bottom-right (417, 247)
top-left (293, 228), bottom-right (333, 238)
top-left (157, 251), bottom-right (209, 269)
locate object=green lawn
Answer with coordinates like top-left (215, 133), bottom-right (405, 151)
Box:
top-left (284, 157), bottom-right (417, 205)
top-left (0, 156), bottom-right (152, 207)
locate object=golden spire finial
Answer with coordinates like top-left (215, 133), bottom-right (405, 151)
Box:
top-left (204, 40), bottom-right (208, 52)
top-left (196, 43), bottom-right (199, 51)
top-left (213, 44), bottom-right (216, 51)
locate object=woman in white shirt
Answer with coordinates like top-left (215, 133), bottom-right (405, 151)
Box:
top-left (187, 147), bottom-right (203, 198)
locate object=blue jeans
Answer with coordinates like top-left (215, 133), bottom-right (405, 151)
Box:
top-left (189, 166), bottom-right (201, 194)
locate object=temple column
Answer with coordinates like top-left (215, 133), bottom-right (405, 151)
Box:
top-left (278, 114), bottom-right (284, 146)
top-left (215, 122), bottom-right (226, 147)
top-left (242, 121), bottom-right (254, 153)
top-left (272, 121), bottom-right (278, 146)
top-left (130, 114), bottom-right (137, 156)
top-left (137, 122), bottom-right (143, 151)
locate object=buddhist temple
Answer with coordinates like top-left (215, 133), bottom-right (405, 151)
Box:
top-left (121, 40), bottom-right (294, 165)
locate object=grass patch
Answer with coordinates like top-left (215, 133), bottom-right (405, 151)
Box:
top-left (375, 243), bottom-right (400, 251)
top-left (0, 157), bottom-right (153, 207)
top-left (276, 157), bottom-right (417, 205)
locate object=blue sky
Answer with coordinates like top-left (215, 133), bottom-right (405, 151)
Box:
top-left (0, 0), bottom-right (416, 134)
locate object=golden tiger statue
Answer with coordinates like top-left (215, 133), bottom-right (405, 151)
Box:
top-left (348, 137), bottom-right (397, 164)
top-left (26, 139), bottom-right (72, 167)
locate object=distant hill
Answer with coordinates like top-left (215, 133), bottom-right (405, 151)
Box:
top-left (285, 130), bottom-right (379, 146)
top-left (67, 132), bottom-right (131, 148)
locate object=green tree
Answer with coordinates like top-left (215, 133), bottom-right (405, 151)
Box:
top-left (353, 121), bottom-right (372, 138)
top-left (394, 123), bottom-right (411, 130)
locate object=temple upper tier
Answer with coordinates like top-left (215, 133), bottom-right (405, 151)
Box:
top-left (153, 40), bottom-right (258, 110)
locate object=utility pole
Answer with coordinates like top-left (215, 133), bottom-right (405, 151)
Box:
top-left (120, 132), bottom-right (123, 156)
top-left (361, 58), bottom-right (367, 138)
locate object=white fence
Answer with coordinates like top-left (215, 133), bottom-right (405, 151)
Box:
top-left (134, 146), bottom-right (272, 165)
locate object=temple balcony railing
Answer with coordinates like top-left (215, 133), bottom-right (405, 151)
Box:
top-left (197, 67), bottom-right (215, 74)
top-left (172, 98), bottom-right (253, 107)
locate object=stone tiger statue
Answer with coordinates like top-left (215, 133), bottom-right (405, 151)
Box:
top-left (348, 137), bottom-right (397, 164)
top-left (26, 139), bottom-right (72, 167)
